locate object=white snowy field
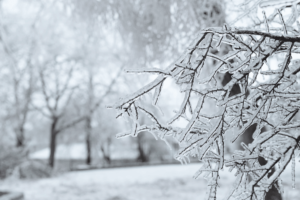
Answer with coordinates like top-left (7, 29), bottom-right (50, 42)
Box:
top-left (0, 163), bottom-right (299, 200)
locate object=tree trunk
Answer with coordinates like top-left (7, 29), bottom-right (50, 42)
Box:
top-left (15, 127), bottom-right (25, 148)
top-left (85, 116), bottom-right (92, 165)
top-left (86, 73), bottom-right (94, 165)
top-left (100, 144), bottom-right (111, 165)
top-left (48, 117), bottom-right (58, 168)
top-left (136, 134), bottom-right (149, 162)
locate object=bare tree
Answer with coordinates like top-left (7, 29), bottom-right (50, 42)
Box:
top-left (35, 61), bottom-right (86, 168)
top-left (84, 65), bottom-right (123, 165)
top-left (0, 0), bottom-right (44, 147)
top-left (0, 46), bottom-right (35, 148)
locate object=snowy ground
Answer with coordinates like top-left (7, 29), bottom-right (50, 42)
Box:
top-left (0, 163), bottom-right (299, 200)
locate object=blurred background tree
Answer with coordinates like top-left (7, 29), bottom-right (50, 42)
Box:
top-left (0, 0), bottom-right (227, 177)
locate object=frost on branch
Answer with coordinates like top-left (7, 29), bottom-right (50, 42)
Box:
top-left (110, 10), bottom-right (300, 200)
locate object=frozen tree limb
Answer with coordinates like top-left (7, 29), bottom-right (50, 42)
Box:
top-left (111, 7), bottom-right (300, 200)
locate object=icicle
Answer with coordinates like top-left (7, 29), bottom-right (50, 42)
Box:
top-left (130, 104), bottom-right (139, 137)
top-left (179, 158), bottom-right (184, 165)
top-left (278, 177), bottom-right (284, 194)
top-left (153, 103), bottom-right (164, 116)
top-left (193, 166), bottom-right (204, 179)
top-left (186, 156), bottom-right (191, 163)
top-left (252, 125), bottom-right (261, 140)
top-left (182, 156), bottom-right (188, 165)
top-left (162, 138), bottom-right (173, 152)
top-left (229, 165), bottom-right (234, 172)
top-left (149, 130), bottom-right (158, 140)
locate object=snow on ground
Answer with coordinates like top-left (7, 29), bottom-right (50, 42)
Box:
top-left (0, 163), bottom-right (300, 200)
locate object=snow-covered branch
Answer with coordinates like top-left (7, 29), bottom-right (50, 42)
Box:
top-left (110, 8), bottom-right (300, 200)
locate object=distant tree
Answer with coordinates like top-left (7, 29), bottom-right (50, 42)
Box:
top-left (92, 110), bottom-right (119, 166)
top-left (35, 61), bottom-right (86, 168)
top-left (111, 2), bottom-right (300, 200)
top-left (0, 0), bottom-right (42, 147)
top-left (83, 65), bottom-right (123, 165)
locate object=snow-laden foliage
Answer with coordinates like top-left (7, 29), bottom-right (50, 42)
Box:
top-left (109, 8), bottom-right (300, 200)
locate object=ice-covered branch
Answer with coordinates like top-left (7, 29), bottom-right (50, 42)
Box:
top-left (110, 9), bottom-right (300, 200)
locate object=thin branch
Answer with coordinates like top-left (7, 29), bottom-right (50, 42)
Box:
top-left (93, 64), bottom-right (124, 112)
